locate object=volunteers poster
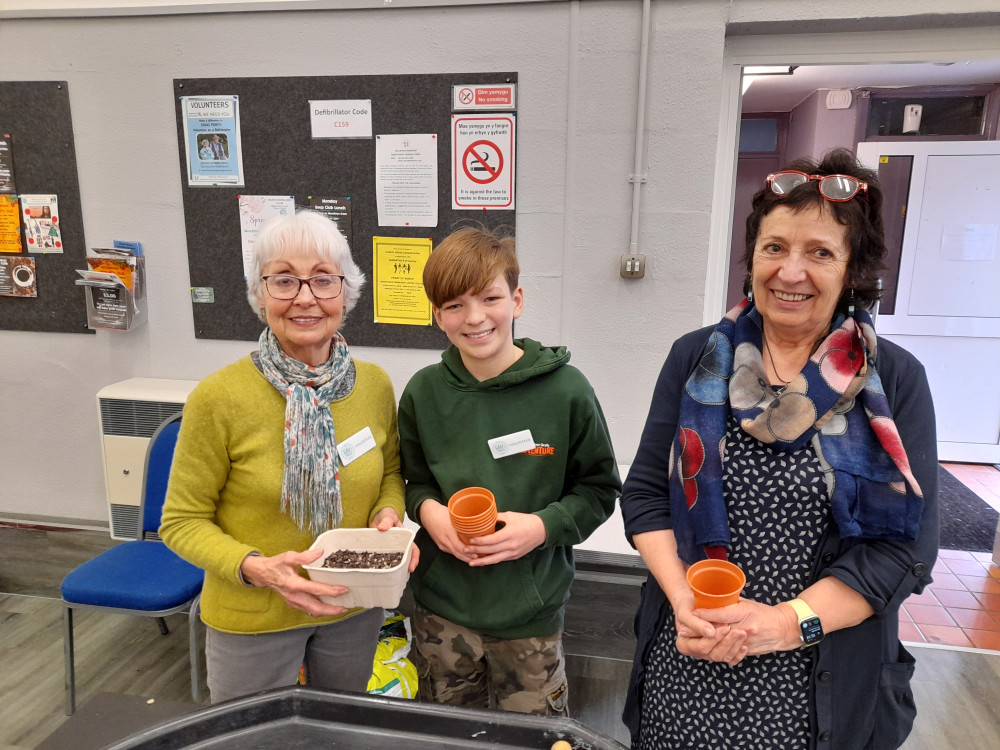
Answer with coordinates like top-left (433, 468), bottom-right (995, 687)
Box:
top-left (182, 95), bottom-right (244, 187)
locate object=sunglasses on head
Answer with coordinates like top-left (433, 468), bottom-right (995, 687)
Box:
top-left (766, 170), bottom-right (868, 202)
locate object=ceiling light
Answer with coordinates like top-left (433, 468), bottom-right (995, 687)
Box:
top-left (743, 65), bottom-right (796, 76)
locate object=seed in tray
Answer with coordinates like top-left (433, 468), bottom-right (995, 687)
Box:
top-left (322, 549), bottom-right (404, 569)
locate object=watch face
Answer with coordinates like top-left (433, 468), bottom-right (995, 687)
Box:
top-left (799, 616), bottom-right (824, 646)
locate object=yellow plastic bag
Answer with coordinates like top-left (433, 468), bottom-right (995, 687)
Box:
top-left (367, 610), bottom-right (418, 699)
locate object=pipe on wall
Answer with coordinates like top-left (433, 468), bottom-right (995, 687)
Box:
top-left (627, 0), bottom-right (651, 256)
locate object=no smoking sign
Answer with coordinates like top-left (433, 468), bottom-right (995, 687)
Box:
top-left (463, 140), bottom-right (503, 184)
top-left (452, 115), bottom-right (515, 210)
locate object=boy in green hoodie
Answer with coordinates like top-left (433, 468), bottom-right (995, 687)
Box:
top-left (398, 226), bottom-right (621, 715)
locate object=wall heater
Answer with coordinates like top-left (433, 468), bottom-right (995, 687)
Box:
top-left (97, 378), bottom-right (199, 539)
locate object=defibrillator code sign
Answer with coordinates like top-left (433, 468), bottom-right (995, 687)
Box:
top-left (310, 99), bottom-right (373, 139)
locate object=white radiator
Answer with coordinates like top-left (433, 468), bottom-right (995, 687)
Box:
top-left (97, 378), bottom-right (199, 539)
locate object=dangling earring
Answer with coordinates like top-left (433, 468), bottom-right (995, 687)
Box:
top-left (847, 288), bottom-right (856, 317)
top-left (747, 281), bottom-right (754, 304)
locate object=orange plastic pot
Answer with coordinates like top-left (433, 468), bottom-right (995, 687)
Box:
top-left (448, 487), bottom-right (497, 543)
top-left (686, 559), bottom-right (746, 609)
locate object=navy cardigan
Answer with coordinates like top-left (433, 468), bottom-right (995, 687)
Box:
top-left (620, 326), bottom-right (939, 750)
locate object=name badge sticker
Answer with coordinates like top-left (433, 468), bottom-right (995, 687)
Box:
top-left (488, 429), bottom-right (536, 460)
top-left (337, 426), bottom-right (377, 466)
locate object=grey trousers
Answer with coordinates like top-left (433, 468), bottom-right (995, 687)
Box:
top-left (205, 607), bottom-right (384, 704)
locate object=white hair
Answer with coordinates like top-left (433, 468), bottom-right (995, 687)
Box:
top-left (246, 209), bottom-right (365, 322)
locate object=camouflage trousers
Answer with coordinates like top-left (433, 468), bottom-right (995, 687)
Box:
top-left (411, 604), bottom-right (569, 716)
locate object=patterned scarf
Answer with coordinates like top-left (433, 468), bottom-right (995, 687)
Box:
top-left (669, 300), bottom-right (924, 564)
top-left (256, 328), bottom-right (352, 536)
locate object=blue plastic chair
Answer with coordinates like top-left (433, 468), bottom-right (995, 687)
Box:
top-left (61, 413), bottom-right (203, 714)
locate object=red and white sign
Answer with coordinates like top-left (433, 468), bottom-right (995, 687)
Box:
top-left (452, 84), bottom-right (517, 111)
top-left (452, 115), bottom-right (515, 210)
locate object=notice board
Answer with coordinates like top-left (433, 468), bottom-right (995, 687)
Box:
top-left (0, 81), bottom-right (90, 335)
top-left (173, 72), bottom-right (517, 349)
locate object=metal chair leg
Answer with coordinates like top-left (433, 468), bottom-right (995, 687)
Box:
top-left (188, 594), bottom-right (201, 702)
top-left (156, 617), bottom-right (170, 635)
top-left (64, 605), bottom-right (76, 715)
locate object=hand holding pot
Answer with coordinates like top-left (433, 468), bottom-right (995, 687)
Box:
top-left (419, 498), bottom-right (479, 563)
top-left (467, 510), bottom-right (546, 566)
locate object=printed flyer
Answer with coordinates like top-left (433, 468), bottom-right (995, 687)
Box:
top-left (0, 194), bottom-right (22, 253)
top-left (0, 255), bottom-right (36, 297)
top-left (0, 133), bottom-right (16, 194)
top-left (19, 194), bottom-right (62, 253)
top-left (372, 235), bottom-right (433, 325)
top-left (238, 195), bottom-right (295, 279)
top-left (375, 134), bottom-right (438, 228)
top-left (182, 95), bottom-right (245, 187)
top-left (308, 196), bottom-right (353, 249)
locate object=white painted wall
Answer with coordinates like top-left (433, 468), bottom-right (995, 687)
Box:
top-left (1, 1), bottom-right (997, 540)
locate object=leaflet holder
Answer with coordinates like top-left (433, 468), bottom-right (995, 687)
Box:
top-left (75, 256), bottom-right (147, 331)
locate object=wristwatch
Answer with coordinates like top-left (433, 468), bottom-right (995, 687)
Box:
top-left (787, 598), bottom-right (824, 646)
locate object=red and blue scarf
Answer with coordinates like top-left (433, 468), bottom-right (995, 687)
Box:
top-left (669, 300), bottom-right (924, 564)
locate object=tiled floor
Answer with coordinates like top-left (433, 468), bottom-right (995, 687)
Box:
top-left (900, 463), bottom-right (1000, 651)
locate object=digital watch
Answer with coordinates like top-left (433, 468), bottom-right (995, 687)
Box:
top-left (787, 598), bottom-right (824, 647)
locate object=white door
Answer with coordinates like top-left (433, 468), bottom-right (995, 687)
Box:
top-left (857, 141), bottom-right (1000, 463)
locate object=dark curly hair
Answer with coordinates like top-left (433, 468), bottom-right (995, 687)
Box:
top-left (742, 147), bottom-right (886, 313)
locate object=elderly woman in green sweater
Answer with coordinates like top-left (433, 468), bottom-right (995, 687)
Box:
top-left (160, 209), bottom-right (416, 704)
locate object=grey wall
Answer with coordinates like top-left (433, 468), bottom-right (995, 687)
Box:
top-left (1, 0), bottom-right (997, 528)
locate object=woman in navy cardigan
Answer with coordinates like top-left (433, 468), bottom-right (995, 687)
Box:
top-left (621, 148), bottom-right (938, 750)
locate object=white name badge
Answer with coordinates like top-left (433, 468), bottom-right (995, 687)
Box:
top-left (488, 429), bottom-right (536, 460)
top-left (337, 426), bottom-right (377, 466)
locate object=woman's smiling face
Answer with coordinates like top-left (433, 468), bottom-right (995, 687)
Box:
top-left (259, 253), bottom-right (344, 366)
top-left (751, 203), bottom-right (851, 344)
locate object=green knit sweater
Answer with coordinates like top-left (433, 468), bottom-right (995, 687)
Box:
top-left (399, 338), bottom-right (621, 639)
top-left (160, 355), bottom-right (405, 634)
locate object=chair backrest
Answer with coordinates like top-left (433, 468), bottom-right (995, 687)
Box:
top-left (140, 413), bottom-right (183, 538)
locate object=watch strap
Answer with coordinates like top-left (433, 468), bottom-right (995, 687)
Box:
top-left (786, 598), bottom-right (815, 621)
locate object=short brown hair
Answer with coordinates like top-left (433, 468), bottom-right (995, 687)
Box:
top-left (423, 226), bottom-right (518, 308)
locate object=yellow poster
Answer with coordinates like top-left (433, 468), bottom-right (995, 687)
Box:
top-left (0, 194), bottom-right (22, 253)
top-left (372, 236), bottom-right (433, 325)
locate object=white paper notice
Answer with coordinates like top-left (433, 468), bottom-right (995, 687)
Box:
top-left (238, 195), bottom-right (295, 279)
top-left (375, 134), bottom-right (437, 227)
top-left (940, 224), bottom-right (998, 262)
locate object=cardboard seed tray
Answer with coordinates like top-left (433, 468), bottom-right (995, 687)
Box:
top-left (303, 527), bottom-right (415, 609)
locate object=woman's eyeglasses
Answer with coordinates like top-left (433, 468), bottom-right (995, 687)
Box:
top-left (262, 274), bottom-right (345, 300)
top-left (766, 171), bottom-right (868, 202)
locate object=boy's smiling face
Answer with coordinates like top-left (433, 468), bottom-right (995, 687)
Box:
top-left (433, 273), bottom-right (524, 381)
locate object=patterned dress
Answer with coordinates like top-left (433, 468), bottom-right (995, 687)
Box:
top-left (637, 416), bottom-right (830, 750)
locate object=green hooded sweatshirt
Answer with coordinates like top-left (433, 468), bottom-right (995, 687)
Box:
top-left (399, 338), bottom-right (621, 639)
